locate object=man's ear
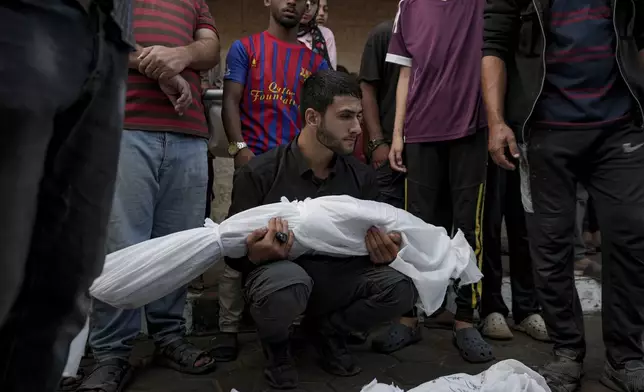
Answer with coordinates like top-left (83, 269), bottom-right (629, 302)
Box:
top-left (264, 0), bottom-right (270, 7)
top-left (304, 108), bottom-right (320, 127)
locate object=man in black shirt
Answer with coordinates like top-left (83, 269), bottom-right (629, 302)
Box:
top-left (358, 19), bottom-right (425, 355)
top-left (226, 70), bottom-right (417, 390)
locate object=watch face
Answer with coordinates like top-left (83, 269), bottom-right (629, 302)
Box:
top-left (227, 144), bottom-right (238, 156)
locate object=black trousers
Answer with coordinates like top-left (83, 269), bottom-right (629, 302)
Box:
top-left (481, 163), bottom-right (540, 323)
top-left (0, 2), bottom-right (129, 391)
top-left (405, 130), bottom-right (487, 323)
top-left (243, 257), bottom-right (417, 344)
top-left (525, 122), bottom-right (644, 367)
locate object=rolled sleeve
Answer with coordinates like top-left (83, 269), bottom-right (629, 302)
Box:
top-left (195, 0), bottom-right (218, 36)
top-left (482, 0), bottom-right (521, 61)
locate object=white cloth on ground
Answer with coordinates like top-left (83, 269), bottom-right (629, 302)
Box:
top-left (90, 195), bottom-right (482, 313)
top-left (360, 360), bottom-right (551, 392)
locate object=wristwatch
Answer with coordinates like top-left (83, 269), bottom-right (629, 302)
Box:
top-left (367, 138), bottom-right (389, 154)
top-left (227, 141), bottom-right (248, 157)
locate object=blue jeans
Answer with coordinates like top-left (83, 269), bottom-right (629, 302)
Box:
top-left (89, 130), bottom-right (208, 362)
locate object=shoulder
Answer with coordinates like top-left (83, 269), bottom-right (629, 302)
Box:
top-left (244, 145), bottom-right (287, 176)
top-left (367, 20), bottom-right (393, 42)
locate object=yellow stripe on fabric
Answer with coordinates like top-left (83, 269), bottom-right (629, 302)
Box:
top-left (471, 181), bottom-right (486, 308)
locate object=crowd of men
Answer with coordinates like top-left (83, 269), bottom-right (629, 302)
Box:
top-left (0, 0), bottom-right (643, 392)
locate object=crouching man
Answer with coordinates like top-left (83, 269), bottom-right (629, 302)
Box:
top-left (225, 70), bottom-right (418, 389)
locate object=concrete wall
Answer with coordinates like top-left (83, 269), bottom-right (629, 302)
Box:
top-left (206, 0), bottom-right (399, 71)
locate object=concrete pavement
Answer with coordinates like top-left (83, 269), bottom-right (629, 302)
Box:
top-left (115, 315), bottom-right (610, 392)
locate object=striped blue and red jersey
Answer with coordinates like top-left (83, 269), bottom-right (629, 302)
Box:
top-left (535, 0), bottom-right (632, 128)
top-left (125, 0), bottom-right (218, 137)
top-left (224, 31), bottom-right (329, 154)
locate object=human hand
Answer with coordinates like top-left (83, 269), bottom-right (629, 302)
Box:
top-left (246, 217), bottom-right (294, 264)
top-left (371, 143), bottom-right (390, 169)
top-left (365, 227), bottom-right (401, 265)
top-left (388, 132), bottom-right (406, 172)
top-left (488, 122), bottom-right (520, 170)
top-left (159, 75), bottom-right (192, 115)
top-left (139, 46), bottom-right (190, 80)
top-left (234, 148), bottom-right (255, 169)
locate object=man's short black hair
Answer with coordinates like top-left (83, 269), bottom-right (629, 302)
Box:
top-left (300, 69), bottom-right (362, 118)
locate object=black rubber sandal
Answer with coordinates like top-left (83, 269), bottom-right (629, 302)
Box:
top-left (155, 338), bottom-right (217, 375)
top-left (76, 358), bottom-right (133, 392)
top-left (452, 327), bottom-right (495, 363)
top-left (372, 323), bottom-right (422, 354)
top-left (210, 332), bottom-right (239, 362)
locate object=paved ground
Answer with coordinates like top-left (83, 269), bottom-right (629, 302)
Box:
top-left (111, 315), bottom-right (610, 392)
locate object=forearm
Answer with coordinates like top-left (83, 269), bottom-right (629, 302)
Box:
top-left (360, 83), bottom-right (384, 140)
top-left (481, 56), bottom-right (508, 126)
top-left (393, 67), bottom-right (410, 137)
top-left (182, 38), bottom-right (220, 71)
top-left (128, 44), bottom-right (144, 70)
top-left (222, 99), bottom-right (244, 143)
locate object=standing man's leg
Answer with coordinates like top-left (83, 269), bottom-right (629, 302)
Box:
top-left (212, 264), bottom-right (244, 361)
top-left (449, 129), bottom-right (494, 364)
top-left (145, 133), bottom-right (215, 373)
top-left (586, 123), bottom-right (644, 390)
top-left (0, 3), bottom-right (128, 390)
top-left (84, 130), bottom-right (164, 391)
top-left (504, 168), bottom-right (548, 341)
top-left (573, 185), bottom-right (601, 279)
top-left (371, 142), bottom-right (443, 354)
top-left (525, 128), bottom-right (585, 391)
top-left (480, 159), bottom-right (514, 340)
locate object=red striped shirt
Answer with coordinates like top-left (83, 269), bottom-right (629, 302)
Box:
top-left (124, 0), bottom-right (217, 137)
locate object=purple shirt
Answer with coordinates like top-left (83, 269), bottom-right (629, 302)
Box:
top-left (386, 0), bottom-right (486, 143)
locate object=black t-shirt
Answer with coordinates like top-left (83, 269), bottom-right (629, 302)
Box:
top-left (359, 20), bottom-right (400, 140)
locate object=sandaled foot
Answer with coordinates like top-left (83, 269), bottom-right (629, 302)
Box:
top-left (155, 338), bottom-right (216, 375)
top-left (481, 313), bottom-right (514, 340)
top-left (210, 332), bottom-right (239, 362)
top-left (372, 323), bottom-right (422, 354)
top-left (514, 314), bottom-right (551, 342)
top-left (453, 327), bottom-right (495, 363)
top-left (77, 358), bottom-right (133, 392)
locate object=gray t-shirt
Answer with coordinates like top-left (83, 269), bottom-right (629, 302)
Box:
top-left (386, 0), bottom-right (487, 143)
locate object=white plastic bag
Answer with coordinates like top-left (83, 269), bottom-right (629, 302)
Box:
top-left (292, 196), bottom-right (482, 314)
top-left (90, 220), bottom-right (223, 308)
top-left (62, 317), bottom-right (89, 378)
top-left (360, 360), bottom-right (550, 392)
